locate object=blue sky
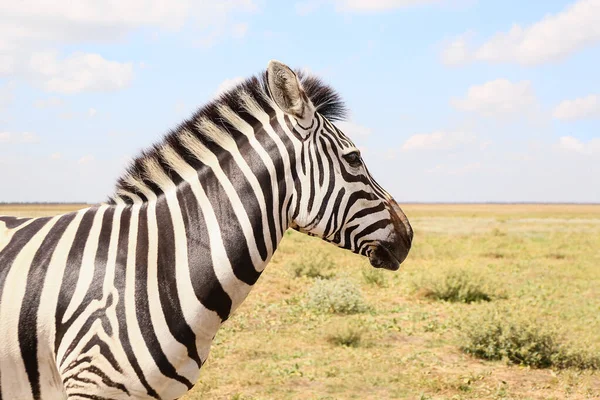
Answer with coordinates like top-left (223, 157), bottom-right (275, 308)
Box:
top-left (1, 0), bottom-right (599, 203)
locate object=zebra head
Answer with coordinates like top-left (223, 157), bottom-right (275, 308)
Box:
top-left (266, 60), bottom-right (413, 270)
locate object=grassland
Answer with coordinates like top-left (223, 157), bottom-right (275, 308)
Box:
top-left (2, 203), bottom-right (599, 399)
top-left (0, 203), bottom-right (88, 218)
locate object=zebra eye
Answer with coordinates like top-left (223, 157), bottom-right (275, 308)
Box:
top-left (343, 151), bottom-right (362, 168)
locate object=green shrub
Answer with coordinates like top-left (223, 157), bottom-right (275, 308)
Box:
top-left (291, 252), bottom-right (335, 279)
top-left (362, 268), bottom-right (387, 287)
top-left (552, 348), bottom-right (600, 370)
top-left (459, 307), bottom-right (600, 369)
top-left (326, 321), bottom-right (364, 347)
top-left (413, 268), bottom-right (500, 303)
top-left (306, 278), bottom-right (368, 314)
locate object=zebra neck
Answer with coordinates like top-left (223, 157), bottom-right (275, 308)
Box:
top-left (148, 141), bottom-right (294, 317)
top-left (110, 98), bottom-right (302, 317)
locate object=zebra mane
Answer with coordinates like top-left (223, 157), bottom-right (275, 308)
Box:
top-left (293, 70), bottom-right (348, 123)
top-left (109, 68), bottom-right (348, 204)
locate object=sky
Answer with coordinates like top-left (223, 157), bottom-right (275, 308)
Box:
top-left (1, 0), bottom-right (599, 203)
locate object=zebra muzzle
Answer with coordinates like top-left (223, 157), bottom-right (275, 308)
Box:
top-left (368, 240), bottom-right (409, 271)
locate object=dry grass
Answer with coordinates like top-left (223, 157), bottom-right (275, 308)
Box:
top-left (403, 203), bottom-right (600, 219)
top-left (0, 203), bottom-right (89, 218)
top-left (5, 203), bottom-right (600, 399)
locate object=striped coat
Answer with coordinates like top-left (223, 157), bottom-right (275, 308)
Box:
top-left (0, 60), bottom-right (412, 399)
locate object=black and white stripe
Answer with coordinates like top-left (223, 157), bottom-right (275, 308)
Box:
top-left (0, 60), bottom-right (412, 399)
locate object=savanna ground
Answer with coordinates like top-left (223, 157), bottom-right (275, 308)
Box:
top-left (1, 203), bottom-right (598, 400)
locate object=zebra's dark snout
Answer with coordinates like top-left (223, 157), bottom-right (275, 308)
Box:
top-left (368, 229), bottom-right (411, 271)
top-left (369, 199), bottom-right (412, 271)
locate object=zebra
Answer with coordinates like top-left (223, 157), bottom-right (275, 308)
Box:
top-left (0, 60), bottom-right (413, 399)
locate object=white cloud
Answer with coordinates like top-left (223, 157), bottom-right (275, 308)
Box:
top-left (88, 107), bottom-right (97, 117)
top-left (441, 32), bottom-right (473, 66)
top-left (0, 54), bottom-right (16, 74)
top-left (50, 152), bottom-right (62, 160)
top-left (34, 96), bottom-right (63, 108)
top-left (0, 132), bottom-right (40, 144)
top-left (384, 148), bottom-right (398, 160)
top-left (451, 79), bottom-right (537, 118)
top-left (553, 94), bottom-right (600, 120)
top-left (336, 0), bottom-right (444, 12)
top-left (401, 131), bottom-right (476, 151)
top-left (21, 133), bottom-right (39, 143)
top-left (335, 121), bottom-right (372, 137)
top-left (296, 0), bottom-right (451, 14)
top-left (214, 76), bottom-right (245, 97)
top-left (295, 1), bottom-right (323, 15)
top-left (232, 23), bottom-right (249, 39)
top-left (479, 140), bottom-right (492, 150)
top-left (78, 155), bottom-right (95, 165)
top-left (442, 0), bottom-right (600, 66)
top-left (29, 51), bottom-right (134, 94)
top-left (0, 1), bottom-right (258, 47)
top-left (0, 1), bottom-right (258, 92)
top-left (0, 3), bottom-right (185, 47)
top-left (0, 80), bottom-right (15, 110)
top-left (426, 162), bottom-right (482, 175)
top-left (557, 136), bottom-right (600, 154)
top-left (59, 112), bottom-right (76, 120)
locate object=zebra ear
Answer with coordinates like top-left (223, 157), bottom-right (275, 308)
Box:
top-left (267, 60), bottom-right (312, 120)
